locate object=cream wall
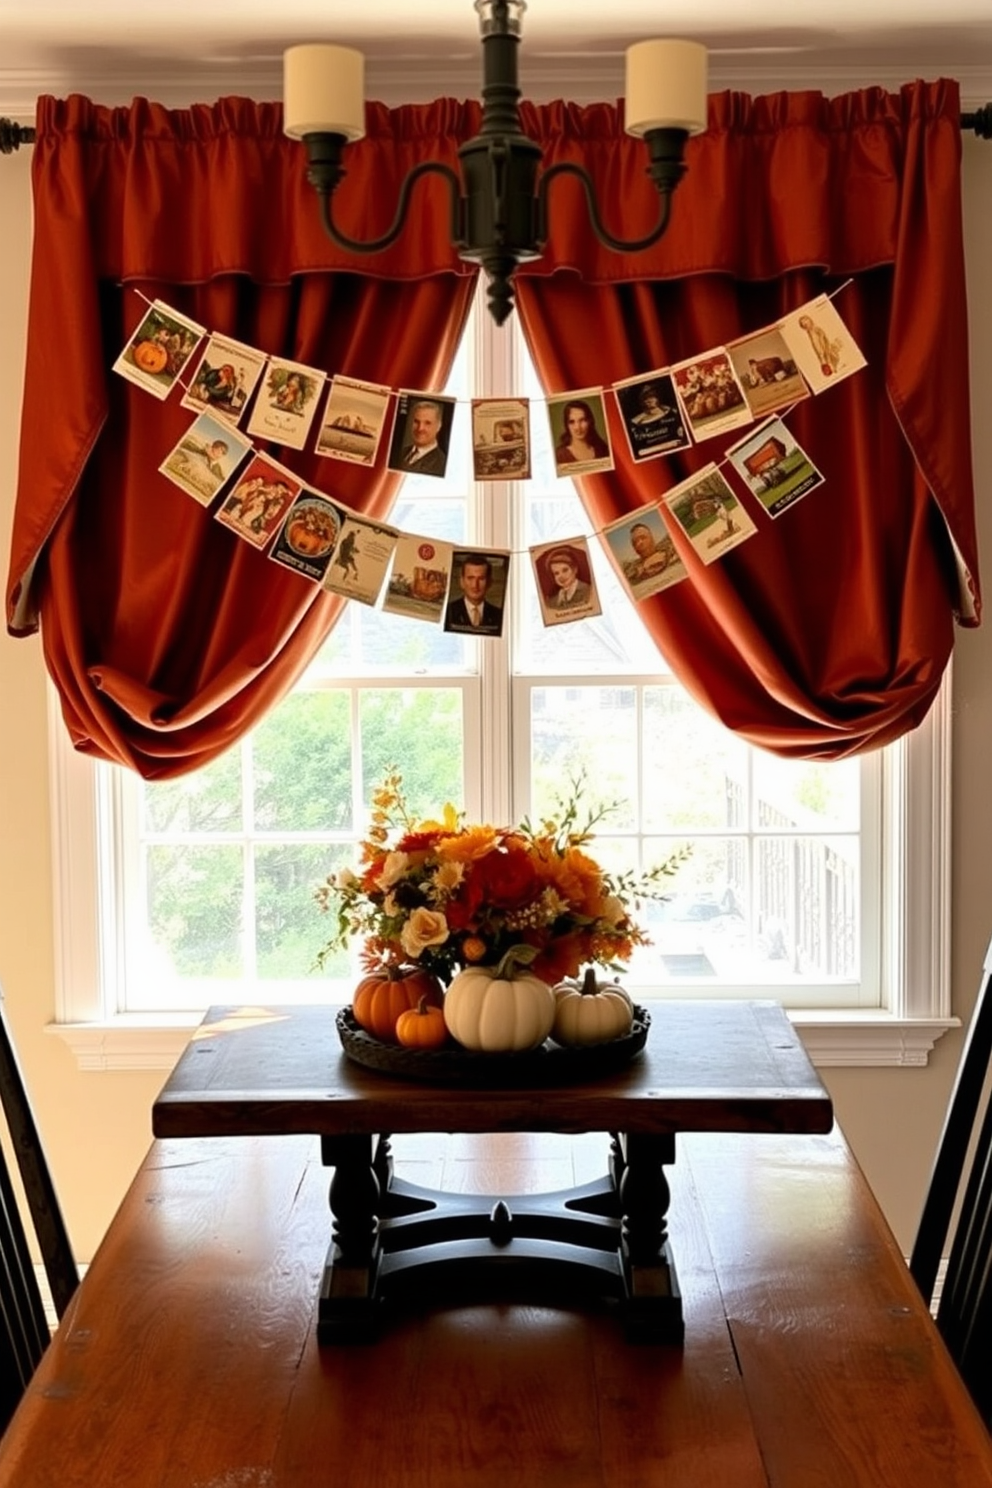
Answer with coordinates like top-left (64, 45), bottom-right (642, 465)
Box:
top-left (0, 135), bottom-right (990, 1263)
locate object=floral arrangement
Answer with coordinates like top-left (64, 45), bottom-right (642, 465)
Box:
top-left (315, 770), bottom-right (685, 987)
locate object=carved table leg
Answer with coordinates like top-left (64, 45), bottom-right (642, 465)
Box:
top-left (618, 1131), bottom-right (684, 1344)
top-left (318, 1133), bottom-right (381, 1342)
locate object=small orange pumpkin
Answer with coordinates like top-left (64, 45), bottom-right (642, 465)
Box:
top-left (353, 966), bottom-right (443, 1044)
top-left (132, 339), bottom-right (168, 374)
top-left (395, 996), bottom-right (449, 1050)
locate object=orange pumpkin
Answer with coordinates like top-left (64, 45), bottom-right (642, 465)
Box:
top-left (395, 996), bottom-right (448, 1051)
top-left (353, 966), bottom-right (443, 1044)
top-left (132, 339), bottom-right (168, 374)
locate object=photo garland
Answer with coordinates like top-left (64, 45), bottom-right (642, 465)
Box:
top-left (115, 288), bottom-right (865, 633)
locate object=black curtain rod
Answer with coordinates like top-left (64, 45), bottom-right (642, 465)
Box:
top-left (2, 106), bottom-right (991, 155)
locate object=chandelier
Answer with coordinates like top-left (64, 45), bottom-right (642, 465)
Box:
top-left (283, 0), bottom-right (709, 325)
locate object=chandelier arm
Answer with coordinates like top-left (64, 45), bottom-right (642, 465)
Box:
top-left (535, 160), bottom-right (674, 256)
top-left (312, 152), bottom-right (465, 255)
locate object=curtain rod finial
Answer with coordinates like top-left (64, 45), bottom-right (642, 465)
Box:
top-left (0, 119), bottom-right (36, 155)
top-left (961, 104), bottom-right (992, 139)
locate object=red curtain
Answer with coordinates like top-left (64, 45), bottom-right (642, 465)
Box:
top-left (5, 95), bottom-right (478, 777)
top-left (514, 82), bottom-right (978, 757)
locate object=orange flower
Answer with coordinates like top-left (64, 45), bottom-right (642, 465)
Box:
top-left (435, 824), bottom-right (498, 862)
top-left (462, 936), bottom-right (488, 962)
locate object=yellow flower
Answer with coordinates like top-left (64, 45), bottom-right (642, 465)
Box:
top-left (436, 824), bottom-right (498, 862)
top-left (432, 860), bottom-right (465, 895)
top-left (416, 802), bottom-right (461, 834)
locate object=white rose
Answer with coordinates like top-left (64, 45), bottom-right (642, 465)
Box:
top-left (400, 907), bottom-right (449, 958)
top-left (601, 894), bottom-right (627, 926)
top-left (377, 851), bottom-right (410, 890)
top-left (334, 867), bottom-right (359, 891)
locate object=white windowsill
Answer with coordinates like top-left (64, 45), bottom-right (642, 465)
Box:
top-left (45, 1010), bottom-right (961, 1073)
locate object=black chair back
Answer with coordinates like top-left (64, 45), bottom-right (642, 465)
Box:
top-left (0, 987), bottom-right (78, 1432)
top-left (909, 935), bottom-right (992, 1426)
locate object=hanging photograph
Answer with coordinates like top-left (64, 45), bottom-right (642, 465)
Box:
top-left (382, 533), bottom-right (454, 624)
top-left (601, 504), bottom-right (689, 602)
top-left (529, 538), bottom-right (602, 626)
top-left (320, 505), bottom-right (399, 607)
top-left (214, 453), bottom-right (303, 549)
top-left (778, 294), bottom-right (867, 393)
top-left (726, 416), bottom-right (825, 518)
top-left (113, 299), bottom-right (205, 401)
top-left (387, 391), bottom-right (457, 478)
top-left (725, 328), bottom-right (810, 420)
top-left (471, 398), bottom-right (531, 480)
top-left (269, 490), bottom-right (342, 583)
top-left (158, 411), bottom-right (252, 507)
top-left (443, 549), bottom-right (510, 638)
top-left (316, 375), bottom-right (393, 466)
top-left (181, 333), bottom-right (267, 425)
top-left (662, 464), bottom-right (757, 564)
top-left (612, 371), bottom-right (691, 462)
top-left (670, 349), bottom-right (753, 442)
top-left (246, 357), bottom-right (325, 450)
top-left (546, 389), bottom-right (614, 476)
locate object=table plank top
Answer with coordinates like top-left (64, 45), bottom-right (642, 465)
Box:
top-left (3, 1126), bottom-right (990, 1488)
top-left (152, 998), bottom-right (833, 1139)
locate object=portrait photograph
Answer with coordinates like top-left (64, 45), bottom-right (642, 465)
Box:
top-left (529, 537), bottom-right (602, 626)
top-left (546, 389), bottom-right (614, 477)
top-left (113, 299), bottom-right (205, 401)
top-left (613, 371), bottom-right (691, 462)
top-left (246, 357), bottom-right (325, 451)
top-left (443, 549), bottom-right (510, 638)
top-left (602, 503), bottom-right (689, 602)
top-left (316, 375), bottom-right (393, 467)
top-left (471, 398), bottom-right (530, 481)
top-left (662, 464), bottom-right (758, 565)
top-left (182, 332), bottom-right (267, 426)
top-left (387, 391), bottom-right (457, 479)
top-left (158, 410), bottom-right (251, 507)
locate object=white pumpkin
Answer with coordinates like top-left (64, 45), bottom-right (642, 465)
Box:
top-left (552, 966), bottom-right (634, 1047)
top-left (444, 952), bottom-right (556, 1052)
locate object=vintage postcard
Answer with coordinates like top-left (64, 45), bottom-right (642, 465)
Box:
top-left (612, 371), bottom-right (691, 463)
top-left (471, 399), bottom-right (530, 481)
top-left (662, 464), bottom-right (758, 565)
top-left (778, 295), bottom-right (867, 393)
top-left (214, 452), bottom-right (303, 549)
top-left (113, 300), bottom-right (205, 401)
top-left (726, 416), bottom-right (825, 518)
top-left (601, 503), bottom-right (689, 602)
top-left (320, 504), bottom-right (399, 607)
top-left (158, 411), bottom-right (252, 507)
top-left (381, 533), bottom-right (454, 624)
top-left (268, 490), bottom-right (342, 584)
top-left (181, 333), bottom-right (267, 426)
top-left (529, 537), bottom-right (602, 627)
top-left (315, 375), bottom-right (393, 467)
top-left (443, 549), bottom-right (510, 639)
top-left (670, 349), bottom-right (754, 442)
top-left (246, 357), bottom-right (325, 450)
top-left (386, 391), bottom-right (457, 479)
top-left (726, 327), bottom-right (810, 420)
top-left (546, 389), bottom-right (614, 477)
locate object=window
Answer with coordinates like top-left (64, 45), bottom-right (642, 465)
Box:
top-left (50, 288), bottom-right (954, 1068)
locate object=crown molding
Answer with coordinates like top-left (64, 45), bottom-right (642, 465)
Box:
top-left (2, 54), bottom-right (991, 119)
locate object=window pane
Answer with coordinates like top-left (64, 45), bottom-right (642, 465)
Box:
top-left (359, 688), bottom-right (464, 814)
top-left (643, 687), bottom-right (749, 831)
top-left (252, 692), bottom-right (352, 833)
top-left (255, 842), bottom-right (346, 979)
top-left (530, 686), bottom-right (638, 830)
top-left (142, 751), bottom-right (242, 834)
top-left (146, 844), bottom-right (243, 979)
